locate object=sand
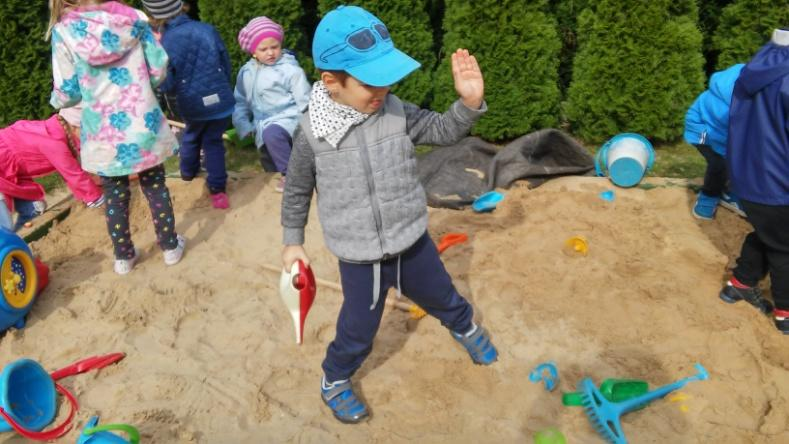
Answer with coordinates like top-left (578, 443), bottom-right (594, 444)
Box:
top-left (1, 173), bottom-right (787, 443)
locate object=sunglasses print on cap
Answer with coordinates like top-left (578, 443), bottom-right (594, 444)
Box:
top-left (319, 23), bottom-right (392, 64)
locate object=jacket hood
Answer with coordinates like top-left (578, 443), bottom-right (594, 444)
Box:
top-left (737, 42), bottom-right (789, 96)
top-left (58, 2), bottom-right (146, 67)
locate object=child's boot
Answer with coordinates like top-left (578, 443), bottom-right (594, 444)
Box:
top-left (774, 309), bottom-right (789, 335)
top-left (320, 377), bottom-right (369, 424)
top-left (451, 323), bottom-right (498, 365)
top-left (692, 192), bottom-right (719, 220)
top-left (719, 280), bottom-right (774, 314)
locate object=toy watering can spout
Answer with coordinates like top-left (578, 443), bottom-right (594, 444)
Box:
top-left (279, 260), bottom-right (317, 344)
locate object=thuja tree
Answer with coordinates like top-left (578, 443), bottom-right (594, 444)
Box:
top-left (565, 0), bottom-right (705, 144)
top-left (0, 1), bottom-right (53, 125)
top-left (317, 0), bottom-right (436, 107)
top-left (434, 0), bottom-right (561, 141)
top-left (713, 0), bottom-right (789, 69)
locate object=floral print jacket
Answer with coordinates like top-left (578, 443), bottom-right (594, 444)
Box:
top-left (50, 1), bottom-right (177, 177)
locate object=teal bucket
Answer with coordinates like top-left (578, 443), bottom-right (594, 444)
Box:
top-left (595, 133), bottom-right (655, 188)
top-left (0, 359), bottom-right (56, 433)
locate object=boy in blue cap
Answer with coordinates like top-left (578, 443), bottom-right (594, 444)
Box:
top-left (280, 5), bottom-right (498, 423)
top-left (722, 28), bottom-right (789, 333)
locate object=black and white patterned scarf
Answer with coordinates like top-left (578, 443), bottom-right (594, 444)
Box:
top-left (308, 81), bottom-right (370, 148)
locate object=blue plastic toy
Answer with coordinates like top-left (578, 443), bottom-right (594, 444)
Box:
top-left (0, 359), bottom-right (56, 433)
top-left (529, 362), bottom-right (559, 392)
top-left (600, 190), bottom-right (616, 202)
top-left (578, 363), bottom-right (709, 444)
top-left (472, 191), bottom-right (504, 213)
top-left (0, 226), bottom-right (39, 333)
top-left (77, 416), bottom-right (140, 444)
top-left (595, 133), bottom-right (655, 188)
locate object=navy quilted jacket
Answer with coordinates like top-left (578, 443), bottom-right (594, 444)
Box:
top-left (159, 15), bottom-right (234, 121)
top-left (728, 36), bottom-right (789, 205)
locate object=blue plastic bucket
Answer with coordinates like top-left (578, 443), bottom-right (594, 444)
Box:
top-left (595, 133), bottom-right (655, 188)
top-left (0, 226), bottom-right (38, 333)
top-left (0, 359), bottom-right (56, 433)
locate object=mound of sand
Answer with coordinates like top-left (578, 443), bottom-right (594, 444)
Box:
top-left (1, 174), bottom-right (787, 443)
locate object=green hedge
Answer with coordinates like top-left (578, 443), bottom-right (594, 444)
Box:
top-left (434, 0), bottom-right (561, 141)
top-left (565, 0), bottom-right (704, 144)
top-left (551, 0), bottom-right (589, 98)
top-left (197, 0), bottom-right (311, 78)
top-left (0, 1), bottom-right (53, 126)
top-left (317, 1), bottom-right (435, 107)
top-left (713, 0), bottom-right (789, 69)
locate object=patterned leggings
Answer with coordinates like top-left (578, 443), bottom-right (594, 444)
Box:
top-left (101, 164), bottom-right (178, 260)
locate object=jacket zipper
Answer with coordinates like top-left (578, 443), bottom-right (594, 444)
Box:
top-left (356, 130), bottom-right (385, 254)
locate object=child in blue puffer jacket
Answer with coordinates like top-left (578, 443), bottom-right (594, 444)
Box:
top-left (684, 63), bottom-right (746, 220)
top-left (233, 17), bottom-right (311, 193)
top-left (142, 0), bottom-right (235, 210)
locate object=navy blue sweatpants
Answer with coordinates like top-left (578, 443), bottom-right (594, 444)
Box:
top-left (322, 232), bottom-right (474, 382)
top-left (180, 118), bottom-right (229, 193)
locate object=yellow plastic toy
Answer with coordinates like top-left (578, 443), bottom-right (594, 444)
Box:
top-left (563, 235), bottom-right (589, 256)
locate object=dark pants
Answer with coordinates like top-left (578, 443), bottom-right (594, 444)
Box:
top-left (695, 144), bottom-right (727, 197)
top-left (181, 118), bottom-right (229, 193)
top-left (259, 124), bottom-right (292, 175)
top-left (733, 199), bottom-right (789, 310)
top-left (12, 198), bottom-right (42, 231)
top-left (322, 232), bottom-right (474, 382)
top-left (101, 165), bottom-right (178, 259)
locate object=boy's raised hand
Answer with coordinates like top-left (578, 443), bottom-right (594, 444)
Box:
top-left (451, 49), bottom-right (484, 110)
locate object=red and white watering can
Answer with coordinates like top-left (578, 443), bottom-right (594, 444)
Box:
top-left (279, 260), bottom-right (316, 344)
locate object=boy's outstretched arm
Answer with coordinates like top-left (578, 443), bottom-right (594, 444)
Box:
top-left (404, 49), bottom-right (487, 146)
top-left (281, 127), bottom-right (316, 269)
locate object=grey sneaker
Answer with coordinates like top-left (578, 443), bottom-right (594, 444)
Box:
top-left (163, 235), bottom-right (186, 266)
top-left (320, 378), bottom-right (369, 424)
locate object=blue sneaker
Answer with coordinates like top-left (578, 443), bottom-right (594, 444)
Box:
top-left (720, 192), bottom-right (746, 217)
top-left (451, 324), bottom-right (498, 365)
top-left (320, 378), bottom-right (369, 424)
top-left (692, 192), bottom-right (719, 220)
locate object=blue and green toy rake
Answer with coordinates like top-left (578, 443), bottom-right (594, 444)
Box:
top-left (578, 363), bottom-right (708, 444)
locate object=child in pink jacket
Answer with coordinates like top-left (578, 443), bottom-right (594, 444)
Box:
top-left (0, 109), bottom-right (104, 231)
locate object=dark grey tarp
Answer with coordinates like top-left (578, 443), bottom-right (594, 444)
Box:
top-left (417, 129), bottom-right (595, 209)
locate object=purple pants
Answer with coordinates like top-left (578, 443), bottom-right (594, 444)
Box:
top-left (259, 124), bottom-right (292, 175)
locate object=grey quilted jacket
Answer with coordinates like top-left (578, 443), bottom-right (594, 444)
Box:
top-left (281, 94), bottom-right (486, 262)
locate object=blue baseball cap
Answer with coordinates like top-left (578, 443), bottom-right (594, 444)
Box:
top-left (312, 5), bottom-right (421, 87)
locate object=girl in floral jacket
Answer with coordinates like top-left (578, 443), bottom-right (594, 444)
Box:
top-left (49, 0), bottom-right (186, 275)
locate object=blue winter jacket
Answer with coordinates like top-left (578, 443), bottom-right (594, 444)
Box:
top-left (727, 40), bottom-right (789, 205)
top-left (159, 14), bottom-right (234, 121)
top-left (684, 64), bottom-right (744, 155)
top-left (232, 53), bottom-right (311, 146)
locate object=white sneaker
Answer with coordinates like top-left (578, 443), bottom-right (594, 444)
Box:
top-left (114, 249), bottom-right (138, 275)
top-left (163, 234), bottom-right (186, 266)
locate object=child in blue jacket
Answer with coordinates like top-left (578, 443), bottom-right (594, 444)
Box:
top-left (684, 63), bottom-right (745, 220)
top-left (233, 17), bottom-right (311, 193)
top-left (142, 0), bottom-right (235, 209)
top-left (721, 28), bottom-right (789, 334)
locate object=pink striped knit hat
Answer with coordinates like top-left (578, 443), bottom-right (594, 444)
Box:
top-left (238, 17), bottom-right (284, 54)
